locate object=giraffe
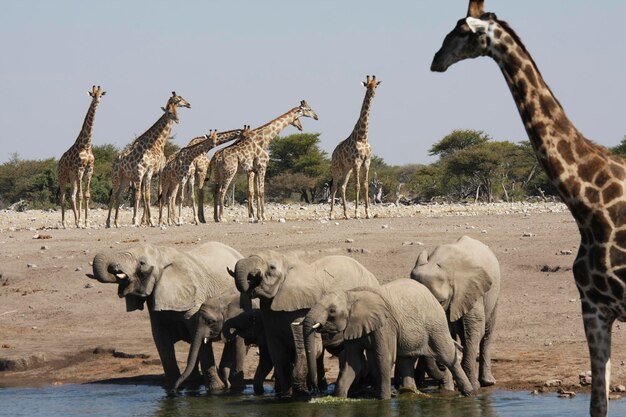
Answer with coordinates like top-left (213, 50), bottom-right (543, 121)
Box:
top-left (211, 100), bottom-right (318, 222)
top-left (432, 2), bottom-right (626, 416)
top-left (158, 127), bottom-right (245, 226)
top-left (57, 85), bottom-right (105, 229)
top-left (106, 92), bottom-right (191, 228)
top-left (159, 131), bottom-right (218, 226)
top-left (186, 127), bottom-right (247, 224)
top-left (329, 75), bottom-right (380, 220)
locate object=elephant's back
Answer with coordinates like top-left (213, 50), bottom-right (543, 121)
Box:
top-left (313, 255), bottom-right (380, 292)
top-left (382, 279), bottom-right (449, 356)
top-left (189, 242), bottom-right (243, 293)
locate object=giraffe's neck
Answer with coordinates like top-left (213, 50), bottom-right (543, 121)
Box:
top-left (137, 112), bottom-right (175, 155)
top-left (255, 108), bottom-right (299, 149)
top-left (352, 89), bottom-right (375, 142)
top-left (180, 137), bottom-right (214, 163)
top-left (74, 99), bottom-right (99, 150)
top-left (489, 22), bottom-right (603, 202)
top-left (215, 129), bottom-right (242, 147)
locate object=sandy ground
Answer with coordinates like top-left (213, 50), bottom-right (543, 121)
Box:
top-left (1, 201), bottom-right (625, 396)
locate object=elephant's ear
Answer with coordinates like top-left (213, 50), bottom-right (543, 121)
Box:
top-left (343, 289), bottom-right (389, 340)
top-left (448, 259), bottom-right (493, 322)
top-left (271, 263), bottom-right (323, 312)
top-left (152, 262), bottom-right (197, 312)
top-left (125, 295), bottom-right (146, 312)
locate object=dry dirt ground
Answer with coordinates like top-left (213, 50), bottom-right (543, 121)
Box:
top-left (1, 202), bottom-right (625, 396)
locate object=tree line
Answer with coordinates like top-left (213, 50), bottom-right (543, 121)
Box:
top-left (2, 130), bottom-right (625, 210)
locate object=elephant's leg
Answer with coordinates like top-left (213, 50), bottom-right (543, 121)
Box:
top-left (200, 341), bottom-right (225, 392)
top-left (479, 308), bottom-right (497, 387)
top-left (268, 340), bottom-right (292, 396)
top-left (290, 321), bottom-right (310, 396)
top-left (218, 340), bottom-right (235, 390)
top-left (316, 349), bottom-right (328, 392)
top-left (460, 314), bottom-right (485, 391)
top-left (223, 337), bottom-right (246, 392)
top-left (395, 356), bottom-right (419, 393)
top-left (253, 344), bottom-right (273, 395)
top-left (150, 320), bottom-right (180, 389)
top-left (334, 344), bottom-right (362, 398)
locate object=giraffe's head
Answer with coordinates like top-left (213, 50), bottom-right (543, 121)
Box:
top-left (205, 129), bottom-right (218, 147)
top-left (161, 101), bottom-right (181, 124)
top-left (88, 85), bottom-right (106, 103)
top-left (431, 0), bottom-right (499, 72)
top-left (362, 75), bottom-right (381, 93)
top-left (297, 100), bottom-right (319, 121)
top-left (168, 91), bottom-right (191, 109)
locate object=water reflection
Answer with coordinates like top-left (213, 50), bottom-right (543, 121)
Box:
top-left (1, 384), bottom-right (626, 417)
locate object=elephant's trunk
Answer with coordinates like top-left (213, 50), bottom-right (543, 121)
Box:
top-left (232, 256), bottom-right (264, 294)
top-left (302, 305), bottom-right (327, 391)
top-left (90, 253), bottom-right (120, 283)
top-left (173, 323), bottom-right (205, 392)
top-left (410, 250), bottom-right (430, 280)
top-left (222, 313), bottom-right (245, 342)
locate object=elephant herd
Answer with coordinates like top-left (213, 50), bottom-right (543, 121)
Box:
top-left (87, 235), bottom-right (501, 399)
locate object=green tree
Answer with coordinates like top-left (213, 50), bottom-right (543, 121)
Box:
top-left (267, 133), bottom-right (329, 202)
top-left (611, 135), bottom-right (626, 157)
top-left (429, 129), bottom-right (491, 158)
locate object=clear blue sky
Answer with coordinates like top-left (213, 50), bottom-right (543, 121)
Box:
top-left (1, 1), bottom-right (625, 165)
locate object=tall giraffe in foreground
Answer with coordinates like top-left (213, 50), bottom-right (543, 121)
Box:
top-left (57, 85), bottom-right (106, 228)
top-left (432, 1), bottom-right (625, 415)
top-left (158, 127), bottom-right (245, 226)
top-left (212, 101), bottom-right (318, 222)
top-left (329, 75), bottom-right (380, 220)
top-left (106, 92), bottom-right (190, 228)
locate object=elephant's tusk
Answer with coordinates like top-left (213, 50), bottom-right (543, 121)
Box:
top-left (452, 339), bottom-right (464, 352)
top-left (116, 273), bottom-right (128, 280)
top-left (291, 320), bottom-right (302, 326)
top-left (312, 323), bottom-right (321, 329)
top-left (203, 337), bottom-right (208, 345)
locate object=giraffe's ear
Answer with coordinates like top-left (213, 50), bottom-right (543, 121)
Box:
top-left (376, 81), bottom-right (381, 86)
top-left (466, 17), bottom-right (489, 34)
top-left (467, 0), bottom-right (484, 18)
top-left (161, 107), bottom-right (167, 112)
top-left (101, 91), bottom-right (107, 96)
top-left (362, 82), bottom-right (367, 87)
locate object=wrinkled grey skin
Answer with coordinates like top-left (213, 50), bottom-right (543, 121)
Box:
top-left (172, 289), bottom-right (249, 393)
top-left (223, 307), bottom-right (274, 394)
top-left (87, 241), bottom-right (242, 390)
top-left (410, 236), bottom-right (500, 390)
top-left (303, 279), bottom-right (474, 399)
top-left (231, 250), bottom-right (379, 396)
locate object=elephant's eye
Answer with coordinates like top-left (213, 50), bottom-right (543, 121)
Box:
top-left (329, 307), bottom-right (336, 315)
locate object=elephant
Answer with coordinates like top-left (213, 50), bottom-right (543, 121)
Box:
top-left (303, 279), bottom-right (475, 399)
top-left (410, 235), bottom-right (500, 390)
top-left (173, 288), bottom-right (273, 394)
top-left (86, 241), bottom-right (244, 390)
top-left (230, 250), bottom-right (380, 396)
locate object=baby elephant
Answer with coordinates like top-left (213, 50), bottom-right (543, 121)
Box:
top-left (303, 279), bottom-right (474, 399)
top-left (410, 235), bottom-right (500, 389)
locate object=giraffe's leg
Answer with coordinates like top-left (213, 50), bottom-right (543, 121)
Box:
top-left (158, 183), bottom-right (166, 226)
top-left (582, 301), bottom-right (613, 417)
top-left (59, 177), bottom-right (67, 229)
top-left (354, 165), bottom-right (361, 219)
top-left (143, 176), bottom-right (154, 227)
top-left (76, 173), bottom-right (84, 228)
top-left (196, 171), bottom-right (206, 224)
top-left (69, 178), bottom-right (79, 228)
top-left (257, 168), bottom-right (266, 221)
top-left (329, 174), bottom-right (339, 220)
top-left (246, 172), bottom-right (255, 221)
top-left (83, 166), bottom-right (93, 228)
top-left (176, 181), bottom-right (185, 226)
top-left (363, 160), bottom-right (371, 219)
top-left (188, 176), bottom-right (198, 225)
top-left (132, 177), bottom-right (143, 227)
top-left (340, 169), bottom-right (353, 220)
top-left (213, 182), bottom-right (221, 223)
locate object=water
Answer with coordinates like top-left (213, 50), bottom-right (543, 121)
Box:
top-left (1, 384), bottom-right (625, 417)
